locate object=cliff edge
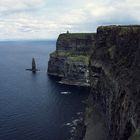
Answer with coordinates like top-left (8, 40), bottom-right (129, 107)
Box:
top-left (88, 25), bottom-right (140, 140)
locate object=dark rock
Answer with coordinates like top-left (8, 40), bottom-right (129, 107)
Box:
top-left (26, 58), bottom-right (39, 73)
top-left (47, 25), bottom-right (140, 140)
top-left (90, 25), bottom-right (140, 140)
top-left (48, 33), bottom-right (96, 87)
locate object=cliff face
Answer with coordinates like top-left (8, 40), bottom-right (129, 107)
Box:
top-left (48, 33), bottom-right (95, 87)
top-left (56, 33), bottom-right (94, 54)
top-left (47, 26), bottom-right (140, 140)
top-left (89, 26), bottom-right (140, 140)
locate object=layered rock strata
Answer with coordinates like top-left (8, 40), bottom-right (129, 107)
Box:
top-left (48, 33), bottom-right (95, 87)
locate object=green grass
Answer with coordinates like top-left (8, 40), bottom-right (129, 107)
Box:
top-left (50, 51), bottom-right (90, 65)
top-left (67, 55), bottom-right (89, 65)
top-left (50, 51), bottom-right (72, 57)
top-left (50, 51), bottom-right (89, 63)
top-left (58, 33), bottom-right (95, 40)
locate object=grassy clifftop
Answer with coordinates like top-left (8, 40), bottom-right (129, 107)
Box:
top-left (58, 33), bottom-right (95, 40)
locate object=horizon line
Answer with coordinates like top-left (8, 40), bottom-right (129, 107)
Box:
top-left (0, 39), bottom-right (57, 42)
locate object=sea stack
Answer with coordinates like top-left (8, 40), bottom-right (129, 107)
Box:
top-left (32, 58), bottom-right (36, 73)
top-left (26, 58), bottom-right (39, 73)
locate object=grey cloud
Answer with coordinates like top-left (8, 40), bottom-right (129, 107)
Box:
top-left (0, 0), bottom-right (139, 40)
top-left (0, 8), bottom-right (36, 17)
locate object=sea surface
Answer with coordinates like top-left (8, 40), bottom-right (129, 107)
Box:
top-left (0, 41), bottom-right (88, 140)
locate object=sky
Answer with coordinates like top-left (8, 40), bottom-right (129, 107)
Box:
top-left (0, 0), bottom-right (139, 40)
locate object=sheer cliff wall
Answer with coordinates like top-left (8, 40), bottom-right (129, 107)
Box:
top-left (48, 33), bottom-right (95, 86)
top-left (89, 25), bottom-right (140, 140)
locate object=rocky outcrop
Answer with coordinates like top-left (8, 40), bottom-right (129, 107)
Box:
top-left (26, 58), bottom-right (40, 73)
top-left (48, 33), bottom-right (95, 87)
top-left (88, 25), bottom-right (140, 140)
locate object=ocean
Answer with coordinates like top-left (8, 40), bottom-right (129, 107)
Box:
top-left (0, 41), bottom-right (88, 140)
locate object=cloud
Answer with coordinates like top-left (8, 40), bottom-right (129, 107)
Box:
top-left (0, 0), bottom-right (139, 40)
top-left (65, 0), bottom-right (140, 31)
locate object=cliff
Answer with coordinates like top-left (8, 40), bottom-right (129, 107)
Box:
top-left (87, 25), bottom-right (140, 140)
top-left (47, 26), bottom-right (140, 140)
top-left (48, 32), bottom-right (95, 87)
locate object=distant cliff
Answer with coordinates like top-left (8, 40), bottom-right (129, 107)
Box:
top-left (48, 33), bottom-right (95, 87)
top-left (87, 25), bottom-right (140, 140)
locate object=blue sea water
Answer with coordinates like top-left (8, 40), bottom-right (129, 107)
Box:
top-left (0, 41), bottom-right (88, 140)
